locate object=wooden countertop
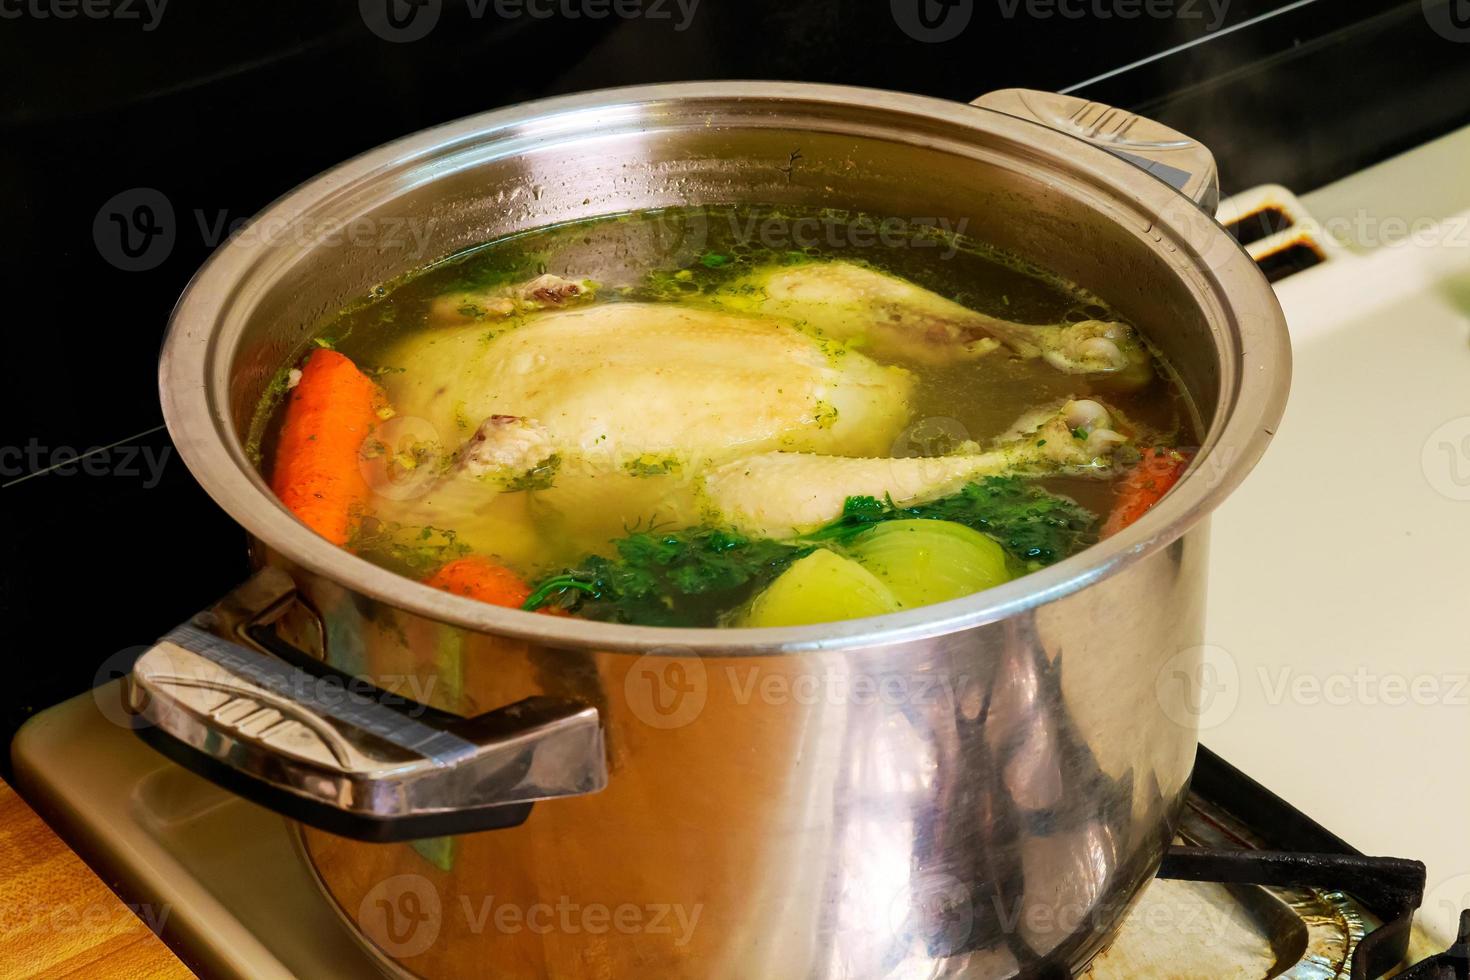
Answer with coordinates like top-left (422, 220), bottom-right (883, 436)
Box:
top-left (0, 778), bottom-right (193, 979)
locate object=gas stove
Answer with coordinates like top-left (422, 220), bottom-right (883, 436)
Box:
top-left (18, 121), bottom-right (1470, 978)
top-left (5, 0), bottom-right (1470, 975)
top-left (11, 685), bottom-right (1466, 979)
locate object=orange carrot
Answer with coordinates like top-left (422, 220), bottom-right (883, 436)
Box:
top-left (269, 349), bottom-right (383, 546)
top-left (425, 556), bottom-right (533, 609)
top-left (1101, 447), bottom-right (1195, 538)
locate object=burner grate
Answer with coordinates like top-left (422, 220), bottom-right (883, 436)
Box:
top-left (1140, 746), bottom-right (1467, 980)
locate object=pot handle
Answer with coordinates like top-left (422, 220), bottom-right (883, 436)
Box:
top-left (972, 89), bottom-right (1220, 214)
top-left (122, 567), bottom-right (607, 843)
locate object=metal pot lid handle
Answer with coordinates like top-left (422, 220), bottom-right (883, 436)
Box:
top-left (973, 89), bottom-right (1220, 215)
top-left (122, 567), bottom-right (607, 843)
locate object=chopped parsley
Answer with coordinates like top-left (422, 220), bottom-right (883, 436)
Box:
top-left (501, 455), bottom-right (562, 492)
top-left (524, 528), bottom-right (808, 626)
top-left (524, 476), bottom-right (1097, 624)
top-left (623, 455), bottom-right (683, 477)
top-left (801, 476), bottom-right (1098, 566)
top-left (350, 521), bottom-right (469, 578)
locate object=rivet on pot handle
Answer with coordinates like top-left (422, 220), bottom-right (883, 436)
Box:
top-left (122, 567), bottom-right (607, 843)
top-left (973, 89), bottom-right (1220, 215)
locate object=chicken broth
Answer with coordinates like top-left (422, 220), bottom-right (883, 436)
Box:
top-left (254, 205), bottom-right (1199, 627)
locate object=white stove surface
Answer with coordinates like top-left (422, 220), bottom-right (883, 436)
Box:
top-left (1205, 127), bottom-right (1470, 947)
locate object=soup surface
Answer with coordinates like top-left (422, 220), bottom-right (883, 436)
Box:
top-left (253, 206), bottom-right (1199, 627)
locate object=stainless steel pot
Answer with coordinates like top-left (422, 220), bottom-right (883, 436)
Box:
top-left (131, 82), bottom-right (1289, 978)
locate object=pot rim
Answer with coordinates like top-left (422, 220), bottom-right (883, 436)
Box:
top-left (159, 80), bottom-right (1290, 655)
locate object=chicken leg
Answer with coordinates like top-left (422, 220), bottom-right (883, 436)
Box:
top-left (728, 260), bottom-right (1152, 378)
top-left (699, 399), bottom-right (1128, 537)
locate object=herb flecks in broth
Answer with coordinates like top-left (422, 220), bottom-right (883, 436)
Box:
top-left (257, 205), bottom-right (1199, 628)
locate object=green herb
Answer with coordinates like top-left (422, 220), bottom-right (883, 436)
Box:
top-left (524, 527), bottom-right (809, 626)
top-left (349, 521), bottom-right (469, 578)
top-left (524, 477), bottom-right (1097, 624)
top-left (312, 336), bottom-right (337, 350)
top-left (623, 455), bottom-right (682, 477)
top-left (244, 365), bottom-right (300, 464)
top-left (803, 476), bottom-right (1097, 567)
top-left (501, 455), bottom-right (561, 492)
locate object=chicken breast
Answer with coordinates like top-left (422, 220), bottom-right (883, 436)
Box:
top-left (382, 302), bottom-right (914, 469)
